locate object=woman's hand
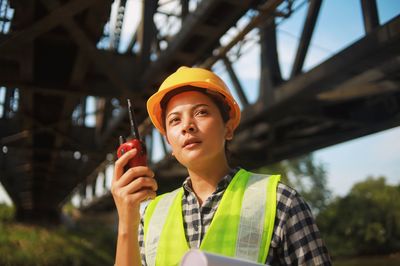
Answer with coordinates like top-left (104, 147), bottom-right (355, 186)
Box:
top-left (112, 148), bottom-right (156, 265)
top-left (111, 148), bottom-right (158, 231)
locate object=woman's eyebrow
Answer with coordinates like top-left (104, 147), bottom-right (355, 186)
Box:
top-left (166, 111), bottom-right (179, 119)
top-left (192, 103), bottom-right (209, 110)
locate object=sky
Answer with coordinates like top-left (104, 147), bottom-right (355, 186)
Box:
top-left (1, 0), bottom-right (399, 205)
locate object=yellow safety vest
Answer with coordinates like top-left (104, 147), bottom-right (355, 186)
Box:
top-left (143, 169), bottom-right (280, 266)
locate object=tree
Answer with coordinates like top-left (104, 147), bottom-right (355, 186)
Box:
top-left (317, 177), bottom-right (400, 257)
top-left (256, 154), bottom-right (331, 214)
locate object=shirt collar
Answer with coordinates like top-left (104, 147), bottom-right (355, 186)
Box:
top-left (182, 167), bottom-right (241, 195)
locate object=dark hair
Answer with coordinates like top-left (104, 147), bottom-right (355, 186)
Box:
top-left (160, 86), bottom-right (231, 130)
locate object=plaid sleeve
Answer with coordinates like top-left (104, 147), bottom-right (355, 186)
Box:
top-left (266, 183), bottom-right (332, 265)
top-left (138, 212), bottom-right (147, 266)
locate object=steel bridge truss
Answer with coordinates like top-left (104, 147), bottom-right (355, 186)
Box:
top-left (0, 0), bottom-right (399, 220)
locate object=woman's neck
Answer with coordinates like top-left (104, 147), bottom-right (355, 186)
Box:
top-left (187, 158), bottom-right (230, 206)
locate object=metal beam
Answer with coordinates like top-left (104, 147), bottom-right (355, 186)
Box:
top-left (0, 0), bottom-right (106, 52)
top-left (144, 0), bottom-right (276, 88)
top-left (110, 0), bottom-right (127, 50)
top-left (138, 0), bottom-right (158, 70)
top-left (41, 96), bottom-right (81, 209)
top-left (242, 14), bottom-right (400, 125)
top-left (40, 0), bottom-right (134, 99)
top-left (96, 106), bottom-right (127, 147)
top-left (70, 50), bottom-right (89, 86)
top-left (3, 87), bottom-right (13, 118)
top-left (259, 18), bottom-right (282, 107)
top-left (7, 84), bottom-right (102, 97)
top-left (94, 98), bottom-right (110, 141)
top-left (222, 56), bottom-right (249, 107)
top-left (20, 112), bottom-right (85, 150)
top-left (181, 0), bottom-right (189, 21)
top-left (201, 0), bottom-right (284, 69)
top-left (0, 145), bottom-right (103, 157)
top-left (0, 130), bottom-right (30, 145)
top-left (290, 0), bottom-right (322, 78)
top-left (361, 0), bottom-right (379, 33)
top-left (19, 44), bottom-right (34, 82)
top-left (0, 0), bottom-right (8, 33)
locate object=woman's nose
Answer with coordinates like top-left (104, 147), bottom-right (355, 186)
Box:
top-left (182, 119), bottom-right (197, 134)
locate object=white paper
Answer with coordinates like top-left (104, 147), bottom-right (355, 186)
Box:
top-left (180, 249), bottom-right (264, 266)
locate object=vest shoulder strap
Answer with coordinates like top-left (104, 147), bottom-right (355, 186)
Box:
top-left (237, 172), bottom-right (280, 262)
top-left (144, 187), bottom-right (182, 266)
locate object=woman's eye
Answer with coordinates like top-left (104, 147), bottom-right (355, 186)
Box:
top-left (196, 109), bottom-right (208, 116)
top-left (169, 117), bottom-right (180, 125)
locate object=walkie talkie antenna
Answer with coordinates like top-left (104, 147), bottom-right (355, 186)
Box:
top-left (119, 136), bottom-right (125, 145)
top-left (127, 99), bottom-right (140, 139)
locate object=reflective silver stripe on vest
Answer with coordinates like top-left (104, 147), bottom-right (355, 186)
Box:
top-left (145, 188), bottom-right (180, 266)
top-left (236, 173), bottom-right (270, 261)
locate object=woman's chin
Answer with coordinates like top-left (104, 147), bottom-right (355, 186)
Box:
top-left (179, 153), bottom-right (204, 167)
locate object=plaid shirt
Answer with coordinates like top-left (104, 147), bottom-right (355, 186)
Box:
top-left (138, 168), bottom-right (331, 265)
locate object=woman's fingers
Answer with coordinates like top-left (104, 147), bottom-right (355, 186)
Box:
top-left (117, 166), bottom-right (155, 187)
top-left (114, 187), bottom-right (156, 208)
top-left (130, 189), bottom-right (157, 203)
top-left (121, 176), bottom-right (158, 195)
top-left (112, 164), bottom-right (157, 204)
top-left (113, 149), bottom-right (138, 183)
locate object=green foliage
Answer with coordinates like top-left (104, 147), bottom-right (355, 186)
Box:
top-left (334, 254), bottom-right (400, 266)
top-left (0, 204), bottom-right (14, 222)
top-left (256, 154), bottom-right (331, 214)
top-left (317, 177), bottom-right (400, 257)
top-left (0, 204), bottom-right (116, 266)
top-left (285, 155), bottom-right (331, 212)
top-left (62, 201), bottom-right (77, 216)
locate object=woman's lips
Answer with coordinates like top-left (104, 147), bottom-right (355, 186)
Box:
top-left (183, 142), bottom-right (201, 149)
top-left (183, 138), bottom-right (202, 149)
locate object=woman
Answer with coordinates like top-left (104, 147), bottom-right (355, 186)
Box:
top-left (112, 67), bottom-right (331, 266)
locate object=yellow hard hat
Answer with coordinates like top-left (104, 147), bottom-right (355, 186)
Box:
top-left (146, 66), bottom-right (241, 135)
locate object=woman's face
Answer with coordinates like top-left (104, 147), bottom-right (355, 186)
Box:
top-left (164, 91), bottom-right (233, 168)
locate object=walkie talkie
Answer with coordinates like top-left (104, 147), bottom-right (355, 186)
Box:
top-left (117, 99), bottom-right (147, 168)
